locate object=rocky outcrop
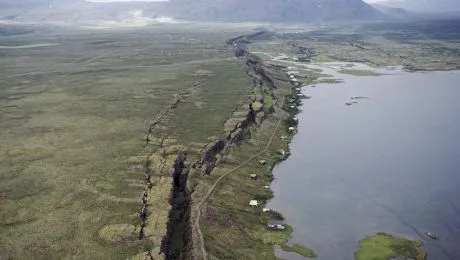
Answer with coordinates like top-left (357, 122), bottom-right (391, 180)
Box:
top-left (193, 37), bottom-right (277, 177)
top-left (199, 140), bottom-right (226, 175)
top-left (246, 55), bottom-right (275, 89)
top-left (197, 101), bottom-right (258, 175)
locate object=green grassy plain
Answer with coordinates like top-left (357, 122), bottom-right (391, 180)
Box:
top-left (0, 24), bottom-right (254, 259)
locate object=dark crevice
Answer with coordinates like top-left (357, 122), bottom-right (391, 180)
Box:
top-left (136, 80), bottom-right (205, 260)
top-left (161, 153), bottom-right (192, 260)
top-left (160, 33), bottom-right (279, 259)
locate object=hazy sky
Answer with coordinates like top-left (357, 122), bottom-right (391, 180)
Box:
top-left (86, 0), bottom-right (390, 2)
top-left (86, 0), bottom-right (167, 2)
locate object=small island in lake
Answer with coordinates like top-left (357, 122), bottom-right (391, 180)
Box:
top-left (354, 232), bottom-right (427, 260)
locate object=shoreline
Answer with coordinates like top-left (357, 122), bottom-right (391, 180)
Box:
top-left (190, 36), bottom-right (436, 258)
top-left (188, 43), bottom-right (318, 259)
top-left (265, 61), bottom-right (457, 260)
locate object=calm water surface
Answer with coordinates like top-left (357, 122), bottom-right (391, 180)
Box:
top-left (268, 65), bottom-right (460, 260)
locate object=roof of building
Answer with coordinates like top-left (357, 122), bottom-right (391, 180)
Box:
top-left (249, 200), bottom-right (258, 206)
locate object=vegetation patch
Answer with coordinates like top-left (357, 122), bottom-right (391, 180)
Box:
top-left (252, 225), bottom-right (293, 244)
top-left (99, 224), bottom-right (138, 242)
top-left (354, 232), bottom-right (427, 260)
top-left (280, 243), bottom-right (317, 258)
top-left (252, 225), bottom-right (316, 258)
top-left (263, 94), bottom-right (274, 114)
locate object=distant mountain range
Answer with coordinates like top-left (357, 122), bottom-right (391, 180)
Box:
top-left (0, 0), bottom-right (386, 25)
top-left (372, 0), bottom-right (460, 13)
top-left (160, 0), bottom-right (385, 22)
top-left (372, 4), bottom-right (410, 18)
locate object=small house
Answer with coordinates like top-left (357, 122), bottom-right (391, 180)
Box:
top-left (293, 117), bottom-right (298, 121)
top-left (250, 174), bottom-right (257, 180)
top-left (259, 160), bottom-right (267, 165)
top-left (288, 127), bottom-right (296, 132)
top-left (280, 136), bottom-right (288, 141)
top-left (249, 200), bottom-right (259, 207)
top-left (263, 208), bottom-right (271, 212)
top-left (264, 185), bottom-right (270, 189)
top-left (267, 220), bottom-right (286, 230)
top-left (278, 149), bottom-right (286, 156)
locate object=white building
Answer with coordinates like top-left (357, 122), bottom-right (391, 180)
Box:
top-left (249, 200), bottom-right (259, 207)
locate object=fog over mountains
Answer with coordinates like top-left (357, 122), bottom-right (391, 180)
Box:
top-left (0, 0), bottom-right (386, 24)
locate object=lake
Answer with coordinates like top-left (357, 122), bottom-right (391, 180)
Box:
top-left (268, 64), bottom-right (460, 260)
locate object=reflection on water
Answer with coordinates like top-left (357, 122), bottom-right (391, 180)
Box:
top-left (268, 65), bottom-right (460, 260)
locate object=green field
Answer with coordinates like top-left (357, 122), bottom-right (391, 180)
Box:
top-left (0, 24), bottom-right (255, 259)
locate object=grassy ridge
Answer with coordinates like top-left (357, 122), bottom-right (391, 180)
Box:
top-left (193, 55), bottom-right (317, 259)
